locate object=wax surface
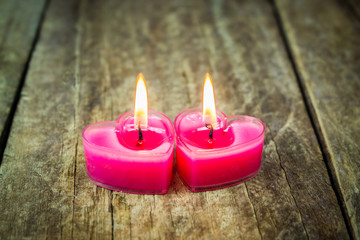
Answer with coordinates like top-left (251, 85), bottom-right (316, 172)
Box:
top-left (116, 115), bottom-right (169, 150)
top-left (175, 108), bottom-right (265, 192)
top-left (83, 111), bottom-right (174, 194)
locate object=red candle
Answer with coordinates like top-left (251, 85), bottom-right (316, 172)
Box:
top-left (175, 74), bottom-right (265, 192)
top-left (82, 74), bottom-right (174, 194)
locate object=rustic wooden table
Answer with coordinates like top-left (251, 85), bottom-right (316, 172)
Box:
top-left (0, 0), bottom-right (359, 239)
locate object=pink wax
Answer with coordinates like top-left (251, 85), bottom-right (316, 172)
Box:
top-left (175, 107), bottom-right (265, 192)
top-left (82, 110), bottom-right (174, 194)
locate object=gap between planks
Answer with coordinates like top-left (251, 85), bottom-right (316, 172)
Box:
top-left (269, 0), bottom-right (355, 238)
top-left (337, 0), bottom-right (360, 22)
top-left (1, 0), bottom-right (350, 238)
top-left (0, 0), bottom-right (51, 165)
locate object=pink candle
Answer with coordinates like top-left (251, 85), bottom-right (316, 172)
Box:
top-left (82, 74), bottom-right (174, 194)
top-left (175, 74), bottom-right (265, 192)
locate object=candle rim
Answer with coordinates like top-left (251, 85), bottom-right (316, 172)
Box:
top-left (83, 121), bottom-right (174, 157)
top-left (174, 107), bottom-right (266, 154)
top-left (82, 110), bottom-right (175, 157)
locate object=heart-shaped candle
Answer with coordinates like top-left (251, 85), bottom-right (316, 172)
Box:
top-left (175, 74), bottom-right (265, 192)
top-left (82, 74), bottom-right (175, 194)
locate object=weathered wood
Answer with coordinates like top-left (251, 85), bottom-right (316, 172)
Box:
top-left (345, 0), bottom-right (360, 20)
top-left (275, 0), bottom-right (360, 238)
top-left (0, 0), bottom-right (46, 157)
top-left (72, 0), bottom-right (113, 238)
top-left (104, 0), bottom-right (348, 238)
top-left (0, 0), bottom-right (351, 239)
top-left (0, 0), bottom-right (77, 239)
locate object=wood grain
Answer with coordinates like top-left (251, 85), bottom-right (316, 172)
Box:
top-left (0, 0), bottom-right (77, 238)
top-left (0, 0), bottom-right (351, 239)
top-left (0, 0), bottom-right (46, 158)
top-left (345, 0), bottom-right (360, 21)
top-left (275, 0), bottom-right (360, 238)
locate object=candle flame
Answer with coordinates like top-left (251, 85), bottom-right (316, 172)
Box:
top-left (202, 73), bottom-right (217, 124)
top-left (134, 73), bottom-right (148, 128)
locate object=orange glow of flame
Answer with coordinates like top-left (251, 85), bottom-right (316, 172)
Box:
top-left (202, 73), bottom-right (217, 124)
top-left (134, 73), bottom-right (148, 128)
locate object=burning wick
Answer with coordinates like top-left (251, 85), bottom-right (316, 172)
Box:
top-left (205, 123), bottom-right (214, 140)
top-left (137, 121), bottom-right (143, 146)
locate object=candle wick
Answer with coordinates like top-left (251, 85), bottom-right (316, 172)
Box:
top-left (137, 121), bottom-right (143, 146)
top-left (205, 124), bottom-right (214, 140)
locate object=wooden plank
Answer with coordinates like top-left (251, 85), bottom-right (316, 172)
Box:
top-left (274, 0), bottom-right (360, 238)
top-left (0, 0), bottom-right (349, 239)
top-left (0, 0), bottom-right (78, 239)
top-left (0, 0), bottom-right (46, 157)
top-left (75, 0), bottom-right (349, 238)
top-left (72, 0), bottom-right (113, 238)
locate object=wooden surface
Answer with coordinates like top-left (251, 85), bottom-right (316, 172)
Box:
top-left (0, 0), bottom-right (46, 157)
top-left (0, 0), bottom-right (358, 239)
top-left (275, 0), bottom-right (360, 238)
